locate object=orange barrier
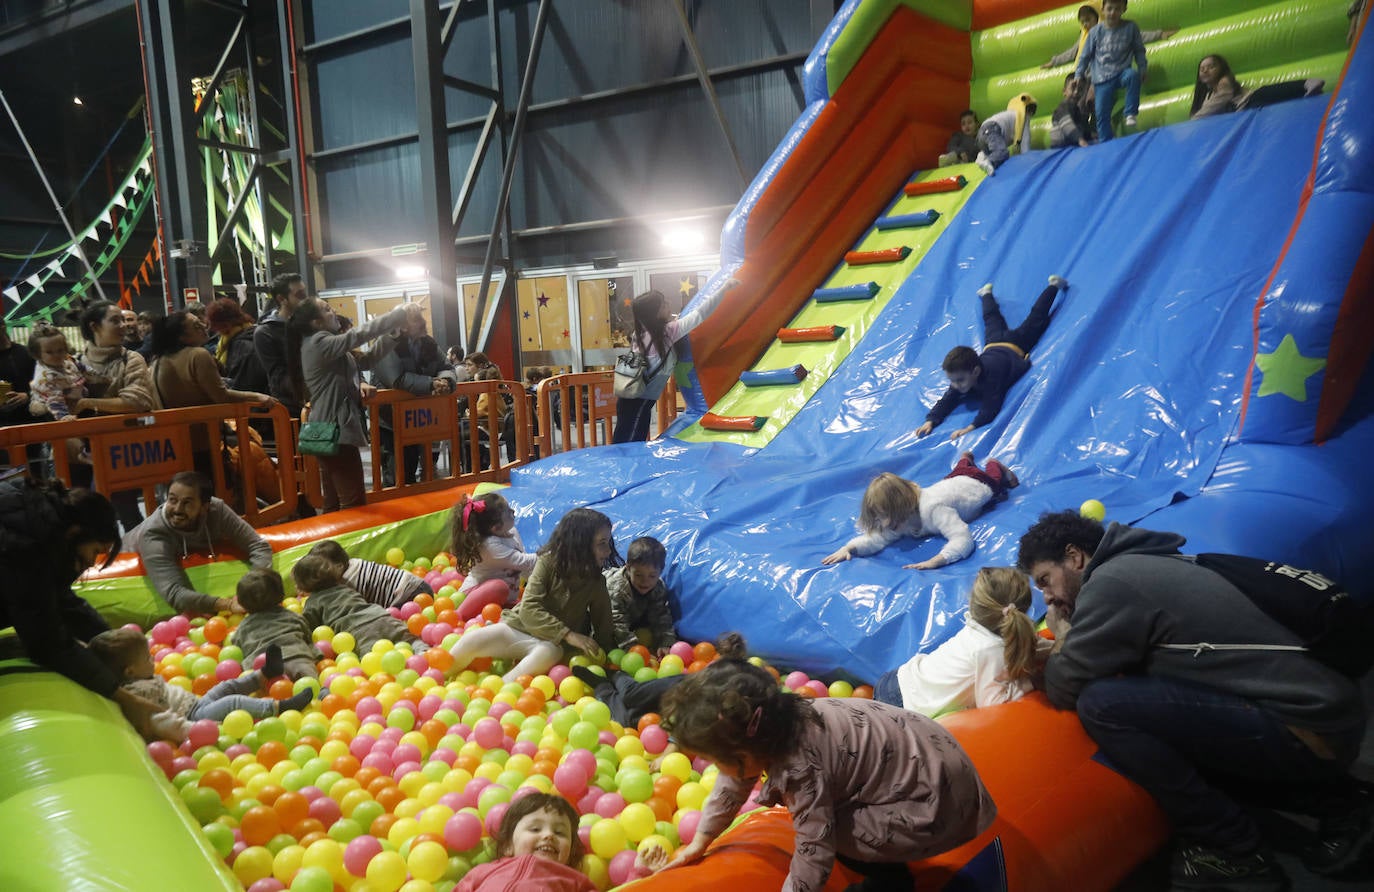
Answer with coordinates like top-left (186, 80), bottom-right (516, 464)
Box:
top-left (690, 8), bottom-right (972, 402)
top-left (0, 402), bottom-right (300, 527)
top-left (531, 371), bottom-right (680, 454)
top-left (629, 694), bottom-right (1168, 892)
top-left (360, 381), bottom-right (534, 504)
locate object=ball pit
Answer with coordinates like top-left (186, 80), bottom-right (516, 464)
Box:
top-left (121, 545), bottom-right (881, 891)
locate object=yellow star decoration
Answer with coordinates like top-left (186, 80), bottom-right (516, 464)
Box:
top-left (1255, 333), bottom-right (1326, 402)
top-left (679, 276), bottom-right (694, 296)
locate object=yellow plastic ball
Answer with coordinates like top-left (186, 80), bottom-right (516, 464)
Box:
top-left (232, 845), bottom-right (274, 886)
top-left (221, 709), bottom-right (255, 740)
top-left (557, 676), bottom-right (586, 702)
top-left (676, 781), bottom-right (708, 811)
top-left (658, 752), bottom-right (692, 782)
top-left (1080, 499), bottom-right (1106, 522)
top-left (272, 844), bottom-right (306, 885)
top-left (365, 849), bottom-right (409, 892)
top-left (588, 817), bottom-right (629, 859)
top-left (311, 626), bottom-right (334, 644)
top-left (407, 840), bottom-right (449, 883)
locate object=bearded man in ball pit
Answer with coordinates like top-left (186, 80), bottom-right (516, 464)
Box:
top-left (127, 470), bottom-right (273, 615)
top-left (0, 473), bottom-right (167, 740)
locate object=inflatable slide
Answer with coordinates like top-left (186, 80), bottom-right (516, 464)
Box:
top-left (3, 1), bottom-right (1371, 890)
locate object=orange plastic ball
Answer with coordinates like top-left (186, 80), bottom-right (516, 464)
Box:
top-left (199, 768), bottom-right (235, 800)
top-left (256, 742), bottom-right (288, 770)
top-left (692, 641), bottom-right (717, 663)
top-left (645, 795), bottom-right (674, 822)
top-left (480, 603), bottom-right (503, 623)
top-left (268, 678), bottom-right (295, 700)
top-left (424, 649), bottom-right (453, 672)
top-left (406, 614), bottom-right (427, 636)
top-left (256, 785), bottom-right (287, 807)
top-left (636, 713), bottom-right (661, 733)
top-left (332, 755), bottom-right (361, 778)
top-left (203, 617), bottom-right (228, 644)
top-left (296, 830), bottom-right (328, 849)
top-left (239, 805), bottom-right (282, 846)
top-left (274, 791), bottom-right (310, 828)
top-left (370, 813), bottom-right (400, 839)
top-left (289, 818), bottom-right (325, 840)
top-left (852, 685), bottom-right (874, 700)
top-left (192, 674), bottom-right (217, 696)
top-left (687, 660), bottom-right (708, 673)
top-left (353, 768), bottom-right (382, 789)
top-left (375, 786), bottom-right (407, 813)
top-left (432, 597), bottom-right (454, 614)
top-left (318, 694), bottom-right (346, 718)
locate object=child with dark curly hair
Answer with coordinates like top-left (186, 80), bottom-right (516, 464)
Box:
top-left (654, 641), bottom-right (997, 892)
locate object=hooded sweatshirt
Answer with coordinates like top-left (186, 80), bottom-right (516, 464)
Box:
top-left (1045, 523), bottom-right (1364, 735)
top-left (455, 854), bottom-right (597, 892)
top-left (127, 497), bottom-right (273, 614)
top-left (0, 477), bottom-right (118, 696)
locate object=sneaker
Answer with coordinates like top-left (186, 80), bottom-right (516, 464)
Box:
top-left (937, 152), bottom-right (958, 167)
top-left (1304, 78), bottom-right (1326, 97)
top-left (261, 644), bottom-right (283, 678)
top-left (277, 687), bottom-right (314, 715)
top-left (1124, 114), bottom-right (1138, 127)
top-left (977, 283), bottom-right (994, 298)
top-left (1302, 800), bottom-right (1374, 877)
top-left (975, 152), bottom-right (996, 176)
top-left (571, 664), bottom-right (608, 689)
top-left (1048, 274), bottom-right (1069, 291)
top-left (1171, 844), bottom-right (1287, 892)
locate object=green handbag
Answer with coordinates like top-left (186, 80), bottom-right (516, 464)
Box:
top-left (297, 421), bottom-right (341, 457)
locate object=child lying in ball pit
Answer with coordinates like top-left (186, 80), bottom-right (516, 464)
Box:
top-left (89, 629), bottom-right (312, 741)
top-left (293, 555), bottom-right (429, 654)
top-left (456, 793), bottom-right (666, 892)
top-left (230, 568), bottom-right (320, 680)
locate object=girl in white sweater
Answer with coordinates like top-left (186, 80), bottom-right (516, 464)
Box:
top-left (451, 492), bottom-right (538, 622)
top-left (822, 452), bottom-right (1018, 570)
top-left (874, 566), bottom-right (1044, 717)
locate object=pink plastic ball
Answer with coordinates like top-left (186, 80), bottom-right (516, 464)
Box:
top-left (422, 668), bottom-right (445, 683)
top-left (379, 726), bottom-right (405, 742)
top-left (594, 792), bottom-right (626, 818)
top-left (392, 744), bottom-right (422, 765)
top-left (547, 665), bottom-right (571, 685)
top-left (392, 761), bottom-right (422, 780)
top-left (314, 641), bottom-right (336, 661)
top-left (438, 793), bottom-right (465, 811)
top-left (246, 879), bottom-right (285, 892)
top-left (215, 660), bottom-right (242, 681)
top-left (171, 756), bottom-right (198, 774)
top-left (354, 697), bottom-right (383, 720)
top-left (168, 615), bottom-right (191, 637)
top-left (343, 834), bottom-right (382, 877)
top-left (429, 748), bottom-right (457, 767)
top-left (511, 741), bottom-right (537, 758)
top-left (360, 754), bottom-right (394, 775)
top-left (487, 702), bottom-right (512, 721)
top-left (151, 622), bottom-right (176, 645)
top-left (400, 602), bottom-right (422, 620)
top-left (677, 810), bottom-right (702, 845)
top-left (784, 671), bottom-right (809, 690)
top-left (471, 717), bottom-right (504, 749)
top-left (223, 744), bottom-right (250, 759)
top-left (308, 796), bottom-right (342, 828)
top-left (417, 695), bottom-right (442, 721)
top-left (577, 787), bottom-right (602, 815)
top-left (639, 725), bottom-right (669, 755)
top-left (554, 764), bottom-right (588, 799)
top-left (669, 641), bottom-right (695, 662)
top-left (563, 749), bottom-right (597, 779)
top-left (186, 720), bottom-right (220, 750)
top-left (405, 654), bottom-right (428, 673)
top-left (804, 680), bottom-right (829, 698)
top-left (146, 741), bottom-right (175, 768)
top-left (484, 801), bottom-right (510, 836)
top-left (443, 811), bottom-right (483, 852)
top-left (608, 849), bottom-right (639, 886)
top-left (299, 786), bottom-right (324, 803)
top-left (349, 735), bottom-right (375, 762)
top-left (597, 730), bottom-right (617, 747)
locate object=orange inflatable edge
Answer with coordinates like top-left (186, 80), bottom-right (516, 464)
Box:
top-left (98, 486), bottom-right (475, 579)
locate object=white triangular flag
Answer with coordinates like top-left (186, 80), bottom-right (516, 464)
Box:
top-left (24, 274), bottom-right (44, 293)
top-left (99, 208), bottom-right (113, 227)
top-left (3, 286), bottom-right (18, 302)
top-left (112, 193), bottom-right (128, 209)
top-left (45, 258), bottom-right (65, 275)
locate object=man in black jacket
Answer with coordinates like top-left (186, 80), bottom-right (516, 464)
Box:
top-left (253, 273), bottom-right (308, 416)
top-left (1019, 510), bottom-right (1371, 890)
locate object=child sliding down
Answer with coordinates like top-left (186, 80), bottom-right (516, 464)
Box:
top-left (823, 454), bottom-right (1019, 570)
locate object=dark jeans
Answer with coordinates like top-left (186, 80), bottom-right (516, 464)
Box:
top-left (612, 397), bottom-right (655, 443)
top-left (1076, 676), bottom-right (1363, 853)
top-left (981, 284), bottom-right (1059, 356)
top-left (874, 669), bottom-right (903, 708)
top-left (316, 444), bottom-right (366, 512)
top-left (592, 672), bottom-right (685, 726)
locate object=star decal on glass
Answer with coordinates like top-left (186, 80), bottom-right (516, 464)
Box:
top-left (537, 293), bottom-right (550, 307)
top-left (562, 329), bottom-right (570, 338)
top-left (522, 310), bottom-right (531, 319)
top-left (679, 276), bottom-right (695, 296)
top-left (1255, 333), bottom-right (1326, 402)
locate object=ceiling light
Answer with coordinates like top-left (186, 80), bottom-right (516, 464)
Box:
top-left (395, 264), bottom-right (426, 280)
top-left (660, 226), bottom-right (705, 254)
top-left (72, 96), bottom-right (83, 106)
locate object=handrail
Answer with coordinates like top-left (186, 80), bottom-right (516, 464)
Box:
top-left (0, 402), bottom-right (300, 527)
top-left (533, 371), bottom-right (681, 455)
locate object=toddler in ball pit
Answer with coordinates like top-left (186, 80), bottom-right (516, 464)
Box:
top-left (292, 554), bottom-right (428, 654)
top-left (231, 567), bottom-right (321, 680)
top-left (456, 792), bottom-right (666, 891)
top-left (89, 628), bottom-right (311, 741)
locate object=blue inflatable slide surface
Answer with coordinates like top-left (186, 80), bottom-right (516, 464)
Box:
top-left (505, 82), bottom-right (1374, 681)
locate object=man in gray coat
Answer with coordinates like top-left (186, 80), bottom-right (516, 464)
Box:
top-left (1018, 511), bottom-right (1370, 891)
top-left (127, 471), bottom-right (273, 615)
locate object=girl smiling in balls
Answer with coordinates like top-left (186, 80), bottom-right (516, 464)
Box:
top-left (455, 793), bottom-right (595, 891)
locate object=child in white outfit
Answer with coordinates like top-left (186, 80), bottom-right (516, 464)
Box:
top-left (874, 567), bottom-right (1045, 716)
top-left (822, 453), bottom-right (1019, 570)
top-left (450, 491), bottom-right (538, 622)
top-left (27, 325), bottom-right (87, 420)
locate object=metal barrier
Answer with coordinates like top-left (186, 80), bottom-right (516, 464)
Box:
top-left (0, 402), bottom-right (300, 527)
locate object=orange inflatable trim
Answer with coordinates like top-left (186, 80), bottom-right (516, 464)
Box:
top-left (700, 413), bottom-right (767, 432)
top-left (903, 175), bottom-right (966, 196)
top-left (690, 7), bottom-right (972, 403)
top-left (844, 246), bottom-right (912, 265)
top-left (777, 325), bottom-right (846, 343)
top-left (99, 487), bottom-right (473, 579)
top-left (629, 695), bottom-right (1167, 892)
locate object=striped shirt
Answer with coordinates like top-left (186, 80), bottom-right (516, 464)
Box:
top-left (345, 558), bottom-right (429, 608)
